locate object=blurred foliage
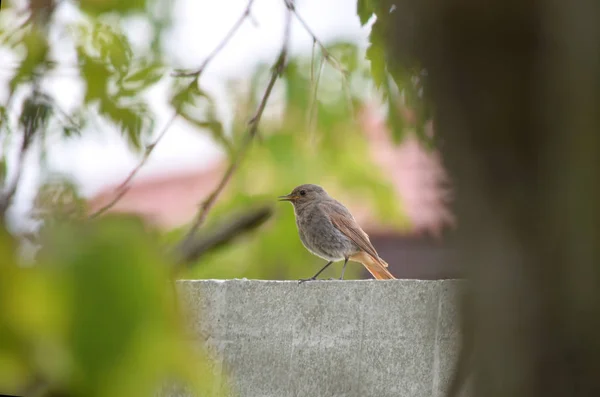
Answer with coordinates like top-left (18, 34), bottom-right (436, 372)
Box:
top-left (0, 1), bottom-right (224, 396)
top-left (0, 218), bottom-right (225, 396)
top-left (357, 0), bottom-right (434, 146)
top-left (166, 42), bottom-right (410, 281)
top-left (72, 21), bottom-right (160, 150)
top-left (0, 0), bottom-right (415, 394)
top-left (0, 0), bottom-right (168, 153)
top-left (169, 78), bottom-right (231, 155)
top-left (32, 176), bottom-right (89, 225)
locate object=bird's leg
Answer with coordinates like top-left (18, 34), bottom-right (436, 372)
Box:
top-left (338, 256), bottom-right (349, 280)
top-left (299, 261), bottom-right (334, 283)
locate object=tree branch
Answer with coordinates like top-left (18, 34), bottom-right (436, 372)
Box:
top-left (0, 86), bottom-right (48, 221)
top-left (88, 111), bottom-right (178, 219)
top-left (179, 2), bottom-right (293, 249)
top-left (288, 2), bottom-right (345, 74)
top-left (0, 126), bottom-right (33, 219)
top-left (173, 0), bottom-right (257, 78)
top-left (289, 2), bottom-right (355, 117)
top-left (173, 205), bottom-right (273, 268)
top-left (0, 2), bottom-right (57, 227)
top-left (90, 0), bottom-right (261, 220)
top-left (307, 49), bottom-right (325, 136)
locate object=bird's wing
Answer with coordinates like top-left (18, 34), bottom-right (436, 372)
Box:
top-left (323, 202), bottom-right (380, 261)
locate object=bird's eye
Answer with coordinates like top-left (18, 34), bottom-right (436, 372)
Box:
top-left (299, 190), bottom-right (306, 196)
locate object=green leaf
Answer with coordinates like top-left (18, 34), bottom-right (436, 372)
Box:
top-left (387, 68), bottom-right (435, 148)
top-left (357, 0), bottom-right (376, 26)
top-left (192, 120), bottom-right (231, 151)
top-left (99, 99), bottom-right (148, 150)
top-left (171, 81), bottom-right (232, 153)
top-left (79, 51), bottom-right (111, 104)
top-left (365, 19), bottom-right (387, 90)
top-left (121, 63), bottom-right (165, 92)
top-left (328, 42), bottom-right (359, 74)
top-left (72, 22), bottom-right (160, 151)
top-left (92, 24), bottom-right (132, 74)
top-left (384, 76), bottom-right (405, 144)
top-left (8, 28), bottom-right (50, 95)
top-left (79, 0), bottom-right (148, 16)
top-left (62, 126), bottom-right (81, 138)
top-left (18, 96), bottom-right (53, 134)
top-left (76, 23), bottom-right (136, 103)
top-left (34, 218), bottom-right (226, 397)
top-left (170, 80), bottom-right (202, 110)
top-left (0, 106), bottom-right (7, 128)
top-left (0, 158), bottom-right (6, 187)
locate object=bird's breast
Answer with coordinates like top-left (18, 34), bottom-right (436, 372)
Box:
top-left (293, 204), bottom-right (357, 260)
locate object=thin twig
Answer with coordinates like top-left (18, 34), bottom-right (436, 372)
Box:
top-left (91, 1), bottom-right (260, 218)
top-left (310, 38), bottom-right (316, 83)
top-left (0, 83), bottom-right (47, 219)
top-left (174, 205), bottom-right (273, 267)
top-left (0, 7), bottom-right (57, 221)
top-left (37, 92), bottom-right (84, 133)
top-left (307, 54), bottom-right (324, 137)
top-left (0, 128), bottom-right (32, 218)
top-left (289, 5), bottom-right (346, 74)
top-left (180, 3), bottom-right (293, 247)
top-left (88, 111), bottom-right (178, 219)
top-left (173, 0), bottom-right (256, 77)
top-left (291, 3), bottom-right (356, 121)
top-left (341, 71), bottom-right (356, 118)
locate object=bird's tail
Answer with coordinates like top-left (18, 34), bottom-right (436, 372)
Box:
top-left (350, 251), bottom-right (397, 280)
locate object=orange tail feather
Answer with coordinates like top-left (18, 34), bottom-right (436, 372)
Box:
top-left (350, 251), bottom-right (397, 280)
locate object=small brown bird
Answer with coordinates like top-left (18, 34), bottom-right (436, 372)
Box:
top-left (278, 184), bottom-right (396, 281)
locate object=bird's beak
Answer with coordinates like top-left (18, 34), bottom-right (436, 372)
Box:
top-left (278, 194), bottom-right (297, 202)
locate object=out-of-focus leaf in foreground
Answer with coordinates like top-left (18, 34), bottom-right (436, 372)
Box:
top-left (0, 218), bottom-right (224, 397)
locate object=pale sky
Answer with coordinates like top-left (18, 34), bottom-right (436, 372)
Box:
top-left (1, 0), bottom-right (375, 230)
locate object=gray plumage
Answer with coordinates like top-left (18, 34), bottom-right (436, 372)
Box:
top-left (278, 184), bottom-right (396, 281)
top-left (294, 189), bottom-right (360, 261)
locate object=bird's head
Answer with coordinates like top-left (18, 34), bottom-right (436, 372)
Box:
top-left (278, 184), bottom-right (328, 206)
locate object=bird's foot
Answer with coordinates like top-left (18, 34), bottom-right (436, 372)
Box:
top-left (298, 277), bottom-right (317, 284)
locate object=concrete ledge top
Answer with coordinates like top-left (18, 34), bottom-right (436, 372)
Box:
top-left (177, 278), bottom-right (463, 283)
top-left (175, 279), bottom-right (462, 397)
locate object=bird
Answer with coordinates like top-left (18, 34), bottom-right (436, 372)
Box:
top-left (278, 184), bottom-right (397, 281)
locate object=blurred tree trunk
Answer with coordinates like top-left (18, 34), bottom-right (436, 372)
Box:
top-left (383, 1), bottom-right (600, 396)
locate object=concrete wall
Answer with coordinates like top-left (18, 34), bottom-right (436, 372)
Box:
top-left (174, 279), bottom-right (463, 397)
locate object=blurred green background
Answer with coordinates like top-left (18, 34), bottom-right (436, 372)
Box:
top-left (165, 47), bottom-right (409, 281)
